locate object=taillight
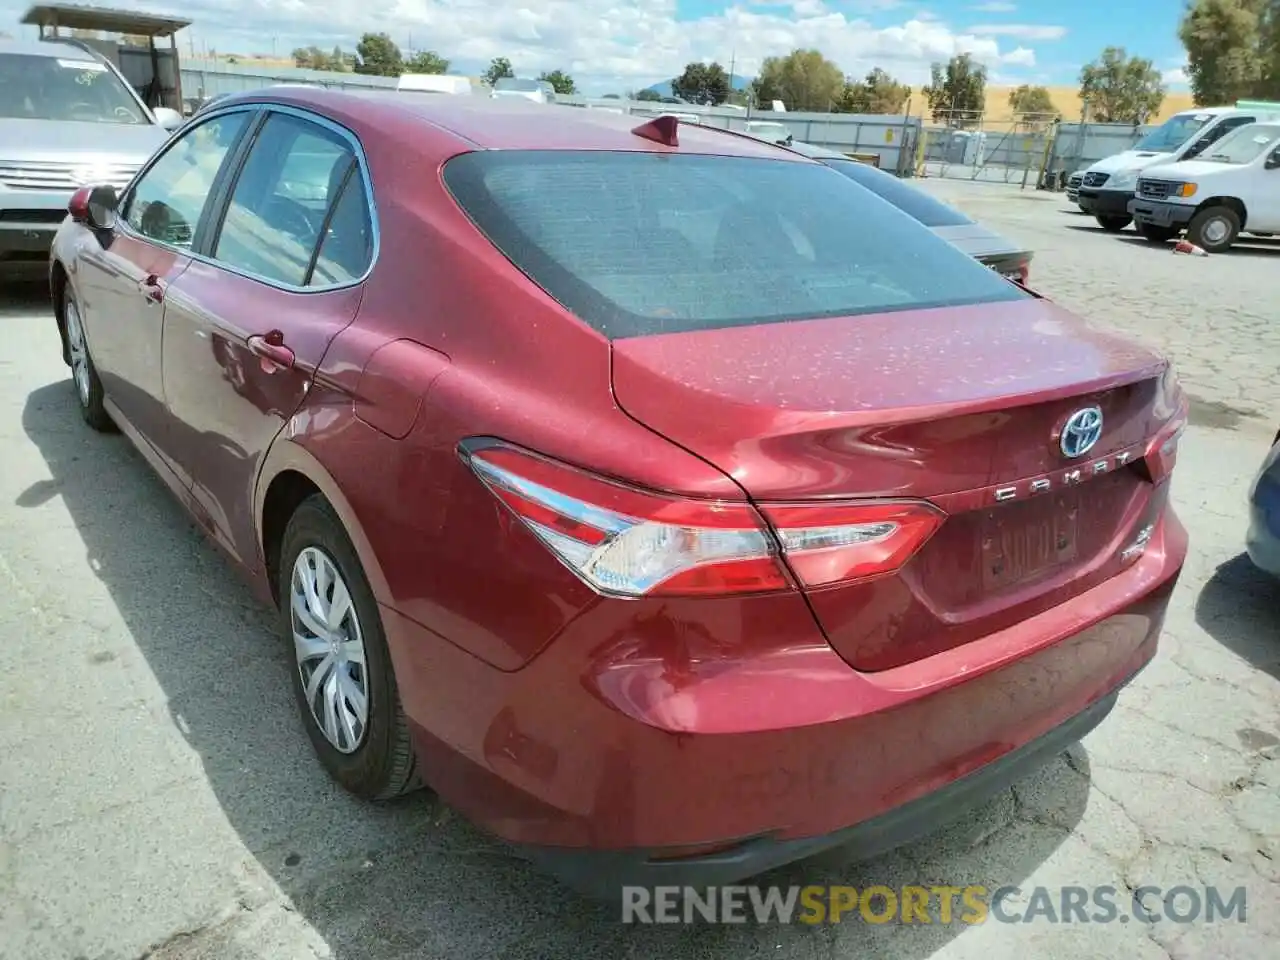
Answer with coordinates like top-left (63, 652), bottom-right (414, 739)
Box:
top-left (1145, 403), bottom-right (1188, 482)
top-left (761, 501), bottom-right (944, 589)
top-left (1144, 372), bottom-right (1189, 482)
top-left (461, 440), bottom-right (944, 598)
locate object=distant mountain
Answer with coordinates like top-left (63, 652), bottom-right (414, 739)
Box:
top-left (641, 74), bottom-right (752, 99)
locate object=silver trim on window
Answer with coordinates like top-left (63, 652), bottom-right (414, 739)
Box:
top-left (113, 102), bottom-right (381, 295)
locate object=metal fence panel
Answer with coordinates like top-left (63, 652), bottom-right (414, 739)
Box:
top-left (1046, 122), bottom-right (1153, 179)
top-left (172, 66), bottom-right (932, 175)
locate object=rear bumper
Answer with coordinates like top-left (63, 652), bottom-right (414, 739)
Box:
top-left (1078, 188), bottom-right (1134, 218)
top-left (383, 509), bottom-right (1186, 895)
top-left (1129, 199), bottom-right (1196, 230)
top-left (525, 678), bottom-right (1129, 898)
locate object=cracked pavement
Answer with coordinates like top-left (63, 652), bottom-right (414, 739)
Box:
top-left (1, 181), bottom-right (1278, 959)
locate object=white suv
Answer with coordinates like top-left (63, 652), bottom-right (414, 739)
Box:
top-left (0, 37), bottom-right (179, 270)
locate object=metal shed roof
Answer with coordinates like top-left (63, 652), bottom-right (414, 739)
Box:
top-left (21, 4), bottom-right (191, 37)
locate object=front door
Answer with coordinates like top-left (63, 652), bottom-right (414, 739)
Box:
top-left (1252, 146), bottom-right (1280, 230)
top-left (161, 109), bottom-right (375, 573)
top-left (77, 108), bottom-right (251, 456)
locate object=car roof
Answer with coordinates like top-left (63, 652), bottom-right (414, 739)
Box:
top-left (221, 86), bottom-right (813, 159)
top-left (0, 37), bottom-right (98, 59)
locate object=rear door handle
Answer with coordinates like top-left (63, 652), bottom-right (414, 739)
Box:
top-left (246, 330), bottom-right (296, 370)
top-left (140, 274), bottom-right (164, 304)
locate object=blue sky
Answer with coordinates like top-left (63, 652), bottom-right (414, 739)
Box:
top-left (0, 0), bottom-right (1192, 95)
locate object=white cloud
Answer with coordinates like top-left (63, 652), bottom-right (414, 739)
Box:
top-left (969, 2), bottom-right (1017, 11)
top-left (1162, 66), bottom-right (1188, 85)
top-left (22, 0), bottom-right (1042, 93)
top-left (967, 24), bottom-right (1068, 41)
top-left (1000, 46), bottom-right (1036, 67)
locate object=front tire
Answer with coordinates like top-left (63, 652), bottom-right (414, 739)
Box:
top-left (279, 495), bottom-right (420, 801)
top-left (1186, 205), bottom-right (1241, 253)
top-left (1137, 224), bottom-right (1179, 243)
top-left (63, 289), bottom-right (114, 432)
top-left (1096, 215), bottom-right (1132, 232)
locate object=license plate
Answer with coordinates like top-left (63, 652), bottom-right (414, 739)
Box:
top-left (981, 492), bottom-right (1079, 591)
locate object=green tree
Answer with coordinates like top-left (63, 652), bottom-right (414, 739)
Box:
top-left (1008, 84), bottom-right (1058, 118)
top-left (1079, 46), bottom-right (1165, 122)
top-left (840, 67), bottom-right (911, 114)
top-left (292, 45), bottom-right (333, 70)
top-left (751, 50), bottom-right (844, 112)
top-left (330, 46), bottom-right (347, 72)
top-left (354, 32), bottom-right (403, 77)
top-left (484, 57), bottom-right (515, 86)
top-left (672, 61), bottom-right (732, 105)
top-left (923, 53), bottom-right (987, 127)
top-left (538, 69), bottom-right (577, 95)
top-left (634, 88), bottom-right (662, 101)
top-left (405, 50), bottom-right (450, 74)
top-left (1179, 0), bottom-right (1278, 104)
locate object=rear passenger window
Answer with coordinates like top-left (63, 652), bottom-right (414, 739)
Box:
top-left (309, 166), bottom-right (373, 286)
top-left (213, 113), bottom-right (361, 286)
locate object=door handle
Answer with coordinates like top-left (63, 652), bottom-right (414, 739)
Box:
top-left (140, 274), bottom-right (164, 304)
top-left (246, 330), bottom-right (295, 370)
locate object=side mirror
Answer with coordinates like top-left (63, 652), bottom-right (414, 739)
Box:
top-left (68, 184), bottom-right (119, 231)
top-left (152, 106), bottom-right (184, 132)
top-left (1267, 152), bottom-right (1280, 170)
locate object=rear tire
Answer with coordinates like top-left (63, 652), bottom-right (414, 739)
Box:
top-left (1137, 224), bottom-right (1179, 243)
top-left (1096, 215), bottom-right (1132, 232)
top-left (279, 494), bottom-right (420, 801)
top-left (1186, 205), bottom-right (1241, 253)
top-left (62, 288), bottom-right (114, 432)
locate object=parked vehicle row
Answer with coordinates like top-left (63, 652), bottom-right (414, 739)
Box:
top-left (1070, 101), bottom-right (1280, 252)
top-left (49, 87), bottom-right (1189, 899)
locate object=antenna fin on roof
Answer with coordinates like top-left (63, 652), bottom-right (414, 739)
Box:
top-left (631, 115), bottom-right (679, 147)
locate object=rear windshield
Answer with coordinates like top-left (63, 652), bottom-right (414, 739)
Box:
top-left (823, 158), bottom-right (972, 227)
top-left (442, 151), bottom-right (1025, 338)
top-left (0, 53), bottom-right (147, 124)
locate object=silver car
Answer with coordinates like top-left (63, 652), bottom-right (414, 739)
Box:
top-left (0, 37), bottom-right (179, 270)
top-left (789, 140), bottom-right (1033, 284)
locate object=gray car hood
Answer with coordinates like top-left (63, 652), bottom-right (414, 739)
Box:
top-left (0, 117), bottom-right (168, 165)
top-left (929, 221), bottom-right (1026, 259)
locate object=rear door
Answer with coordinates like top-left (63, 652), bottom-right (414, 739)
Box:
top-left (160, 108), bottom-right (374, 572)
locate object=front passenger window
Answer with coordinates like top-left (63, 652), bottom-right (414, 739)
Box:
top-left (124, 111), bottom-right (249, 247)
top-left (213, 113), bottom-right (356, 286)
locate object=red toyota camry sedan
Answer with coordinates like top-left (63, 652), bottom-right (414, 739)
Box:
top-left (50, 89), bottom-right (1188, 898)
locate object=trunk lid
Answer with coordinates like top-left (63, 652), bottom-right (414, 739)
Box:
top-left (611, 297), bottom-right (1175, 671)
top-left (930, 223), bottom-right (1030, 280)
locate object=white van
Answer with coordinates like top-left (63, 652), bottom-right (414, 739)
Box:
top-left (744, 119), bottom-right (792, 145)
top-left (490, 78), bottom-right (556, 103)
top-left (397, 74), bottom-right (474, 95)
top-left (1127, 121), bottom-right (1280, 251)
top-left (1077, 101), bottom-right (1280, 231)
